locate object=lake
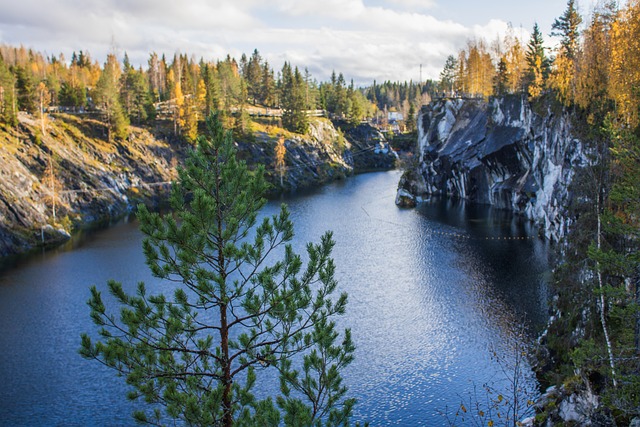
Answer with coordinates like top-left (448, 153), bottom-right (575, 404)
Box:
top-left (0, 170), bottom-right (551, 426)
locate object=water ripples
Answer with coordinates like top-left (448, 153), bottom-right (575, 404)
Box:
top-left (0, 171), bottom-right (550, 426)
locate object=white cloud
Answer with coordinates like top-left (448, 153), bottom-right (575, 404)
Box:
top-left (273, 0), bottom-right (366, 19)
top-left (382, 0), bottom-right (437, 11)
top-left (0, 0), bottom-right (557, 84)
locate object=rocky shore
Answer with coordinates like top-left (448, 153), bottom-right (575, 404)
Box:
top-left (0, 113), bottom-right (396, 258)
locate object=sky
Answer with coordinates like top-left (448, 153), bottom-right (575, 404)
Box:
top-left (0, 0), bottom-right (595, 85)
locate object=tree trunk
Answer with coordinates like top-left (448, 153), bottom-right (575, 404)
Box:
top-left (596, 198), bottom-right (617, 387)
top-left (635, 270), bottom-right (640, 355)
top-left (221, 303), bottom-right (232, 427)
top-left (49, 155), bottom-right (56, 223)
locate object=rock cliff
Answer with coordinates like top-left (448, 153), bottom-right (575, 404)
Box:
top-left (0, 113), bottom-right (183, 257)
top-left (0, 114), bottom-right (392, 258)
top-left (238, 119), bottom-right (396, 192)
top-left (396, 96), bottom-right (588, 240)
top-left (340, 122), bottom-right (397, 172)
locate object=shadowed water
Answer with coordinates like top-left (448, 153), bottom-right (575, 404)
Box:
top-left (0, 170), bottom-right (550, 426)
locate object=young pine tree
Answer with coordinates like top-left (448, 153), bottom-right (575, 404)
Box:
top-left (80, 113), bottom-right (355, 427)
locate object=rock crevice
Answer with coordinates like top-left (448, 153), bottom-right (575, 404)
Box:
top-left (397, 96), bottom-right (588, 240)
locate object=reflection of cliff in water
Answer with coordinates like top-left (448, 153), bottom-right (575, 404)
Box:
top-left (398, 96), bottom-right (591, 241)
top-left (417, 196), bottom-right (541, 238)
top-left (416, 196), bottom-right (552, 330)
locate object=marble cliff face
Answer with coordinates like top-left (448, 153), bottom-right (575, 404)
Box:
top-left (397, 96), bottom-right (589, 240)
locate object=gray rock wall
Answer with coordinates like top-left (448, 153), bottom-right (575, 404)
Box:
top-left (0, 114), bottom-right (396, 258)
top-left (397, 96), bottom-right (588, 240)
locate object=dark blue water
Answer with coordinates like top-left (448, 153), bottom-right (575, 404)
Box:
top-left (0, 171), bottom-right (550, 426)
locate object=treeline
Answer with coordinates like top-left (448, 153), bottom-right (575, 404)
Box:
top-left (438, 22), bottom-right (541, 99)
top-left (546, 1), bottom-right (640, 423)
top-left (0, 45), bottom-right (434, 141)
top-left (363, 80), bottom-right (435, 132)
top-left (437, 2), bottom-right (578, 101)
top-left (441, 0), bottom-right (640, 423)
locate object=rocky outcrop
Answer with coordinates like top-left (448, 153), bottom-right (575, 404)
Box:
top-left (0, 113), bottom-right (183, 257)
top-left (0, 114), bottom-right (393, 258)
top-left (340, 122), bottom-right (397, 171)
top-left (239, 119), bottom-right (396, 192)
top-left (528, 383), bottom-right (614, 426)
top-left (396, 96), bottom-right (589, 240)
top-left (237, 119), bottom-right (352, 192)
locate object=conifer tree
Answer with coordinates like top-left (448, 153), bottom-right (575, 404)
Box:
top-left (439, 55), bottom-right (458, 95)
top-left (120, 60), bottom-right (154, 125)
top-left (525, 23), bottom-right (549, 98)
top-left (14, 65), bottom-right (36, 113)
top-left (201, 62), bottom-right (220, 117)
top-left (493, 57), bottom-right (509, 95)
top-left (80, 114), bottom-right (355, 427)
top-left (406, 102), bottom-right (416, 133)
top-left (217, 55), bottom-right (242, 118)
top-left (59, 80), bottom-right (86, 109)
top-left (281, 63), bottom-right (309, 134)
top-left (246, 49), bottom-right (263, 105)
top-left (94, 53), bottom-right (129, 141)
top-left (261, 61), bottom-right (277, 108)
top-left (551, 0), bottom-right (583, 60)
top-left (0, 58), bottom-right (17, 126)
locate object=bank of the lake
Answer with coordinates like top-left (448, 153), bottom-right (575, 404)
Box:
top-left (0, 113), bottom-right (395, 259)
top-left (0, 170), bottom-right (550, 426)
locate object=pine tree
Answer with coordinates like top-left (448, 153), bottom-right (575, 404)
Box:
top-left (334, 73), bottom-right (349, 117)
top-left (0, 58), bottom-right (17, 126)
top-left (246, 49), bottom-right (263, 105)
top-left (120, 62), bottom-right (154, 125)
top-left (94, 53), bottom-right (129, 141)
top-left (494, 57), bottom-right (509, 95)
top-left (217, 55), bottom-right (242, 118)
top-left (261, 61), bottom-right (276, 108)
top-left (551, 0), bottom-right (583, 60)
top-left (439, 55), bottom-right (458, 95)
top-left (14, 65), bottom-right (36, 113)
top-left (281, 63), bottom-right (308, 134)
top-left (525, 23), bottom-right (549, 98)
top-left (58, 80), bottom-right (86, 109)
top-left (80, 114), bottom-right (355, 427)
top-left (406, 102), bottom-right (416, 133)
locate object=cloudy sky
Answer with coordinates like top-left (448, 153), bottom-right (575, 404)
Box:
top-left (0, 0), bottom-right (592, 85)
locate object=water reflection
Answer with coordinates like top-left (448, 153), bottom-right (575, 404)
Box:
top-left (0, 171), bottom-right (550, 426)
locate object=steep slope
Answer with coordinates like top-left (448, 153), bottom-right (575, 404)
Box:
top-left (0, 114), bottom-right (394, 257)
top-left (396, 96), bottom-right (589, 240)
top-left (0, 113), bottom-right (182, 257)
top-left (239, 119), bottom-right (396, 191)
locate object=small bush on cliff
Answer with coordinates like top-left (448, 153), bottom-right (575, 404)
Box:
top-left (80, 113), bottom-right (356, 426)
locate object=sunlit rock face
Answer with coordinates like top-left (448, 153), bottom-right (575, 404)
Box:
top-left (397, 95), bottom-right (588, 240)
